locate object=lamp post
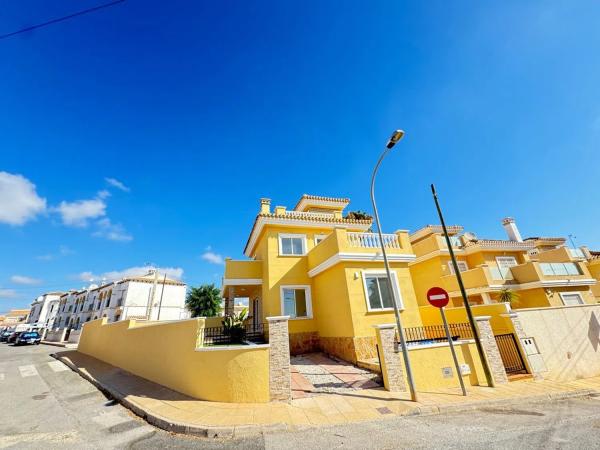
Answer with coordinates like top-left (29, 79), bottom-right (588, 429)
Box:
top-left (370, 129), bottom-right (418, 402)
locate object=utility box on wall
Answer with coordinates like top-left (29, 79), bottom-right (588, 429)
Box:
top-left (521, 337), bottom-right (547, 373)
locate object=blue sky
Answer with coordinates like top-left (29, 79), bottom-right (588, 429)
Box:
top-left (1, 1), bottom-right (599, 311)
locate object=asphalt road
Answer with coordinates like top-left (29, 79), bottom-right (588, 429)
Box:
top-left (2, 344), bottom-right (600, 449)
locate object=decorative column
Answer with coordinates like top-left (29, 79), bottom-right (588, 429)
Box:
top-left (225, 287), bottom-right (235, 316)
top-left (474, 316), bottom-right (508, 385)
top-left (267, 316), bottom-right (291, 402)
top-left (373, 324), bottom-right (407, 392)
top-left (501, 312), bottom-right (544, 380)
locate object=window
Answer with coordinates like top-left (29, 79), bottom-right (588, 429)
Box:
top-left (560, 292), bottom-right (584, 306)
top-left (540, 263), bottom-right (581, 276)
top-left (447, 261), bottom-right (469, 275)
top-left (496, 256), bottom-right (518, 279)
top-left (280, 286), bottom-right (312, 318)
top-left (278, 234), bottom-right (306, 256)
top-left (361, 271), bottom-right (403, 311)
top-left (314, 234), bottom-right (328, 246)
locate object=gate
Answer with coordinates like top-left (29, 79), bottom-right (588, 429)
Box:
top-left (494, 333), bottom-right (527, 375)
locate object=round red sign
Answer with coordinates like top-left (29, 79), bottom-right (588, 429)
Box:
top-left (427, 287), bottom-right (449, 308)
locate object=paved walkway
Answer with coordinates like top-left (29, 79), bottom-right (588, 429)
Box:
top-left (291, 353), bottom-right (381, 399)
top-left (55, 350), bottom-right (600, 438)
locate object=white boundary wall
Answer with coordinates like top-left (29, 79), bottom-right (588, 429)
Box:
top-left (516, 304), bottom-right (600, 381)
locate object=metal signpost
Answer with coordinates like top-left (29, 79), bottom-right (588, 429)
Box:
top-left (426, 286), bottom-right (467, 396)
top-left (430, 183), bottom-right (494, 387)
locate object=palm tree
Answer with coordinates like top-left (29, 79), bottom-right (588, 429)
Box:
top-left (185, 284), bottom-right (222, 317)
top-left (498, 288), bottom-right (519, 307)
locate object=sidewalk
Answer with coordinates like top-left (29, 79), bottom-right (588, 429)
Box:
top-left (54, 350), bottom-right (599, 439)
top-left (42, 341), bottom-right (78, 349)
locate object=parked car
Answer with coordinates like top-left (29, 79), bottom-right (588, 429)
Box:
top-left (0, 331), bottom-right (13, 342)
top-left (15, 332), bottom-right (41, 346)
top-left (7, 332), bottom-right (23, 344)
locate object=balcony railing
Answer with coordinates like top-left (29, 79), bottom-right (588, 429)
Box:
top-left (489, 266), bottom-right (514, 281)
top-left (347, 232), bottom-right (400, 249)
top-left (568, 248), bottom-right (585, 259)
top-left (400, 323), bottom-right (474, 347)
top-left (540, 262), bottom-right (582, 276)
top-left (198, 322), bottom-right (268, 347)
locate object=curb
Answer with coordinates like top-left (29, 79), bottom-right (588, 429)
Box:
top-left (53, 354), bottom-right (598, 439)
top-left (42, 341), bottom-right (78, 349)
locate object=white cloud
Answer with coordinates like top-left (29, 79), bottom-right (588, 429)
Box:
top-left (105, 177), bottom-right (130, 192)
top-left (55, 198), bottom-right (106, 227)
top-left (97, 189), bottom-right (111, 199)
top-left (76, 266), bottom-right (184, 283)
top-left (0, 172), bottom-right (46, 225)
top-left (92, 218), bottom-right (132, 242)
top-left (201, 248), bottom-right (225, 265)
top-left (10, 275), bottom-right (42, 285)
top-left (0, 288), bottom-right (20, 299)
top-left (36, 245), bottom-right (74, 261)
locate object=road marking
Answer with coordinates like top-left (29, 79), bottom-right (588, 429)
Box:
top-left (0, 373), bottom-right (4, 381)
top-left (48, 361), bottom-right (69, 372)
top-left (18, 365), bottom-right (39, 378)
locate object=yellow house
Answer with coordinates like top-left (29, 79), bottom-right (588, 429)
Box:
top-left (583, 250), bottom-right (600, 301)
top-left (222, 194), bottom-right (423, 364)
top-left (409, 218), bottom-right (597, 309)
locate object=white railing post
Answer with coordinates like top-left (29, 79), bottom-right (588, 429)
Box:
top-left (347, 232), bottom-right (400, 249)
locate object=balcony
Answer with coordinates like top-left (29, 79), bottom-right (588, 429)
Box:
top-left (441, 265), bottom-right (507, 293)
top-left (510, 261), bottom-right (594, 286)
top-left (307, 228), bottom-right (414, 276)
top-left (534, 246), bottom-right (586, 263)
top-left (223, 260), bottom-right (263, 281)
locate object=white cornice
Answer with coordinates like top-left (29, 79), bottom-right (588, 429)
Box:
top-left (222, 278), bottom-right (263, 288)
top-left (294, 197), bottom-right (349, 212)
top-left (308, 252), bottom-right (416, 278)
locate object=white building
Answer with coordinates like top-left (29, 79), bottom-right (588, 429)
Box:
top-left (53, 270), bottom-right (189, 331)
top-left (27, 292), bottom-right (63, 330)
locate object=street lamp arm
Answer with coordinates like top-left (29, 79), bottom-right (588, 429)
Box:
top-left (369, 141), bottom-right (418, 402)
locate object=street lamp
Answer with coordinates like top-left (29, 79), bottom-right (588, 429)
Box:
top-left (370, 129), bottom-right (418, 402)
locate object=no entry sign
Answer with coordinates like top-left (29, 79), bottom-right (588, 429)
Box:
top-left (427, 287), bottom-right (449, 308)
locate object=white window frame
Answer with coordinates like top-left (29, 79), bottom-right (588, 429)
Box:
top-left (280, 285), bottom-right (313, 319)
top-left (447, 261), bottom-right (469, 275)
top-left (559, 292), bottom-right (584, 306)
top-left (314, 234), bottom-right (328, 246)
top-left (278, 233), bottom-right (307, 256)
top-left (361, 270), bottom-right (404, 312)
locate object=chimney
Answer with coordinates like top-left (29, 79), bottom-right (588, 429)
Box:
top-left (502, 217), bottom-right (523, 242)
top-left (260, 198), bottom-right (271, 214)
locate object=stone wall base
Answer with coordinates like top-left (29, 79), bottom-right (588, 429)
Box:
top-left (288, 333), bottom-right (378, 364)
top-left (289, 332), bottom-right (320, 355)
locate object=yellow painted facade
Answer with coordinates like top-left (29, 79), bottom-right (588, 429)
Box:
top-left (587, 257), bottom-right (600, 301)
top-left (409, 224), bottom-right (597, 311)
top-left (78, 318), bottom-right (270, 403)
top-left (223, 195), bottom-right (423, 363)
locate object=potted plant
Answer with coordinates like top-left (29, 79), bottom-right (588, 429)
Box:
top-left (498, 289), bottom-right (519, 307)
top-left (222, 308), bottom-right (248, 344)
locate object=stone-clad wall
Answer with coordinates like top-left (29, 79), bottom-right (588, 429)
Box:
top-left (267, 316), bottom-right (292, 402)
top-left (289, 333), bottom-right (378, 363)
top-left (475, 316), bottom-right (508, 385)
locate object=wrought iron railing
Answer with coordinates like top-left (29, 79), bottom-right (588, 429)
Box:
top-left (198, 321), bottom-right (268, 347)
top-left (401, 322), bottom-right (474, 346)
